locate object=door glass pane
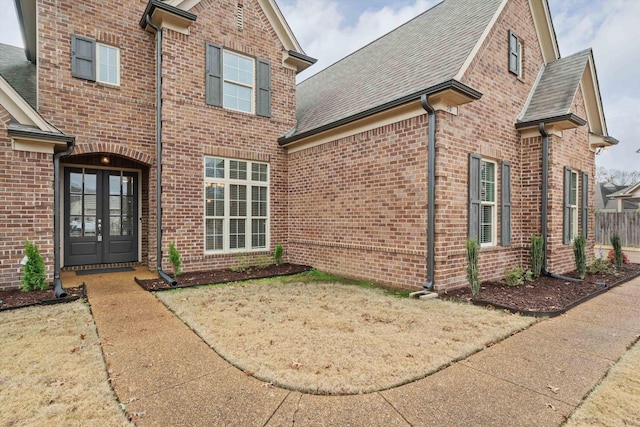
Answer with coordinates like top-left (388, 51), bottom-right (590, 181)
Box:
top-left (69, 195), bottom-right (83, 215)
top-left (123, 197), bottom-right (134, 217)
top-left (84, 174), bottom-right (97, 194)
top-left (110, 175), bottom-right (121, 195)
top-left (110, 196), bottom-right (121, 215)
top-left (84, 217), bottom-right (97, 236)
top-left (121, 217), bottom-right (133, 236)
top-left (70, 216), bottom-right (83, 237)
top-left (122, 176), bottom-right (134, 196)
top-left (69, 173), bottom-right (83, 194)
top-left (85, 195), bottom-right (97, 216)
top-left (110, 217), bottom-right (121, 236)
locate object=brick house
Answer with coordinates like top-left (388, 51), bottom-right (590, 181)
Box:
top-left (0, 0), bottom-right (616, 293)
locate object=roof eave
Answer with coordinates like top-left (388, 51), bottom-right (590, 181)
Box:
top-left (7, 126), bottom-right (75, 145)
top-left (515, 113), bottom-right (587, 130)
top-left (139, 0), bottom-right (197, 33)
top-left (283, 50), bottom-right (317, 73)
top-left (279, 79), bottom-right (482, 146)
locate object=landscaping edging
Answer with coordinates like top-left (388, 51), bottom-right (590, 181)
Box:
top-left (472, 270), bottom-right (640, 317)
top-left (0, 283), bottom-right (86, 312)
top-left (134, 264), bottom-right (313, 291)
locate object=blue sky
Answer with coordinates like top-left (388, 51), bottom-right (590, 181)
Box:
top-left (0, 0), bottom-right (638, 172)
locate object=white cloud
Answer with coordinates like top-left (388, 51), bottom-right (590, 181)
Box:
top-left (281, 0), bottom-right (437, 81)
top-left (0, 0), bottom-right (22, 47)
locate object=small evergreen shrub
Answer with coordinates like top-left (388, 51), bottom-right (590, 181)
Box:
top-left (168, 241), bottom-right (182, 276)
top-left (274, 243), bottom-right (283, 265)
top-left (21, 241), bottom-right (47, 292)
top-left (465, 238), bottom-right (480, 296)
top-left (530, 235), bottom-right (544, 278)
top-left (573, 234), bottom-right (586, 279)
top-left (503, 266), bottom-right (533, 287)
top-left (611, 234), bottom-right (623, 267)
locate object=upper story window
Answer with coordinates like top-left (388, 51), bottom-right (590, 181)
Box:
top-left (205, 43), bottom-right (271, 117)
top-left (508, 30), bottom-right (522, 77)
top-left (223, 51), bottom-right (254, 113)
top-left (71, 35), bottom-right (120, 85)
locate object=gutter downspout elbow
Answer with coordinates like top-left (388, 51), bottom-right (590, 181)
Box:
top-left (421, 94), bottom-right (436, 291)
top-left (53, 139), bottom-right (75, 298)
top-left (538, 122), bottom-right (580, 282)
top-left (146, 14), bottom-right (177, 287)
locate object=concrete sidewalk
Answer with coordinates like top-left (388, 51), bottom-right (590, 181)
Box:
top-left (73, 267), bottom-right (640, 426)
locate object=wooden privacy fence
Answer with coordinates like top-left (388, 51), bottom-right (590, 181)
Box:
top-left (595, 211), bottom-right (640, 247)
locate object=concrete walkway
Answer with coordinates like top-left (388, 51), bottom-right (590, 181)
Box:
top-left (67, 267), bottom-right (640, 426)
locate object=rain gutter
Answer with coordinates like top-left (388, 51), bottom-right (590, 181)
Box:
top-left (146, 14), bottom-right (177, 287)
top-left (538, 122), bottom-right (580, 282)
top-left (420, 94), bottom-right (435, 290)
top-left (278, 79), bottom-right (482, 146)
top-left (53, 138), bottom-right (75, 297)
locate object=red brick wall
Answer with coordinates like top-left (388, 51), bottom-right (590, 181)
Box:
top-left (35, 0), bottom-right (296, 275)
top-left (158, 0), bottom-right (296, 272)
top-left (426, 0), bottom-right (547, 290)
top-left (0, 106), bottom-right (55, 290)
top-left (287, 116), bottom-right (429, 290)
top-left (546, 85), bottom-right (595, 273)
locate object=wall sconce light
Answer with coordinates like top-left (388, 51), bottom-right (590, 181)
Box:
top-left (100, 156), bottom-right (110, 165)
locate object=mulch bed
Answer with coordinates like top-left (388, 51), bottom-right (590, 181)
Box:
top-left (0, 284), bottom-right (86, 312)
top-left (135, 263), bottom-right (313, 291)
top-left (442, 263), bottom-right (640, 316)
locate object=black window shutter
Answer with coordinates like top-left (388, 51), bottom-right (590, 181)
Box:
top-left (468, 153), bottom-right (482, 241)
top-left (71, 35), bottom-right (96, 81)
top-left (582, 172), bottom-right (589, 239)
top-left (256, 59), bottom-right (271, 117)
top-left (205, 43), bottom-right (223, 107)
top-left (563, 166), bottom-right (572, 244)
top-left (508, 30), bottom-right (519, 75)
top-left (501, 161), bottom-right (512, 246)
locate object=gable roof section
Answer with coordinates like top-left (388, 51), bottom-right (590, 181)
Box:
top-left (519, 49), bottom-right (590, 124)
top-left (517, 48), bottom-right (615, 145)
top-left (608, 182), bottom-right (640, 199)
top-left (284, 0), bottom-right (503, 142)
top-left (0, 42), bottom-right (37, 109)
top-left (165, 0), bottom-right (314, 71)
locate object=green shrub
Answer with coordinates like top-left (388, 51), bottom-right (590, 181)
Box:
top-left (21, 241), bottom-right (47, 292)
top-left (530, 235), bottom-right (544, 278)
top-left (503, 265), bottom-right (533, 287)
top-left (610, 234), bottom-right (623, 267)
top-left (168, 241), bottom-right (182, 276)
top-left (274, 243), bottom-right (283, 265)
top-left (230, 253), bottom-right (251, 273)
top-left (466, 238), bottom-right (480, 296)
top-left (573, 234), bottom-right (586, 279)
top-left (587, 257), bottom-right (616, 275)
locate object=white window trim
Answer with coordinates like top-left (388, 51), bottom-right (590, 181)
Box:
top-left (223, 50), bottom-right (255, 114)
top-left (204, 157), bottom-right (269, 254)
top-left (96, 43), bottom-right (120, 86)
top-left (480, 159), bottom-right (497, 247)
top-left (570, 170), bottom-right (578, 241)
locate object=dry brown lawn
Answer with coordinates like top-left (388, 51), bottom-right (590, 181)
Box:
top-left (565, 338), bottom-right (640, 426)
top-left (157, 274), bottom-right (536, 394)
top-left (0, 301), bottom-right (131, 426)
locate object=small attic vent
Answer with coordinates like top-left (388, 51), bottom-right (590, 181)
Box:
top-left (236, 4), bottom-right (244, 30)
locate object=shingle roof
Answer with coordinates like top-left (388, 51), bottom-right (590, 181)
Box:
top-left (520, 49), bottom-right (591, 123)
top-left (0, 43), bottom-right (36, 109)
top-left (290, 0), bottom-right (504, 138)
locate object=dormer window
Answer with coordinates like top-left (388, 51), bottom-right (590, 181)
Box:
top-left (508, 30), bottom-right (522, 77)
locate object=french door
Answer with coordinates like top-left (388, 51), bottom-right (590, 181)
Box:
top-left (64, 168), bottom-right (138, 266)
